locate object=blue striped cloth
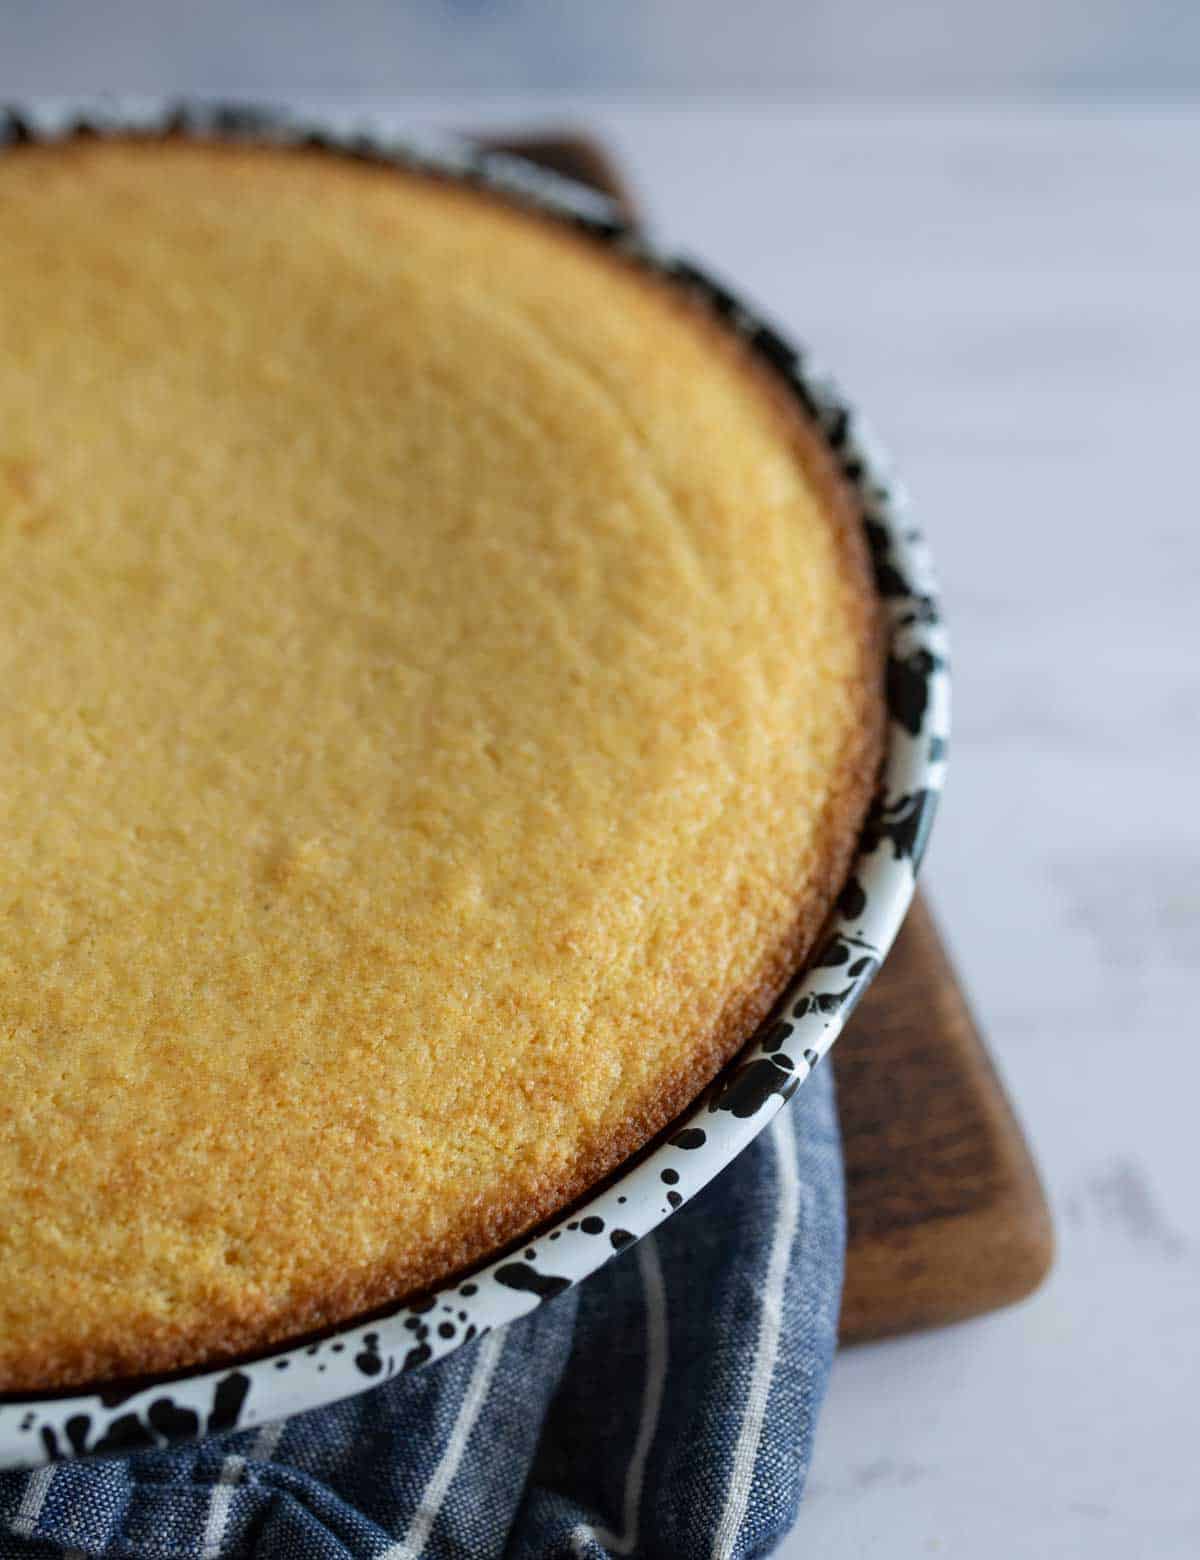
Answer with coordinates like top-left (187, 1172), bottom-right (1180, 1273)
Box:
top-left (0, 1067), bottom-right (843, 1560)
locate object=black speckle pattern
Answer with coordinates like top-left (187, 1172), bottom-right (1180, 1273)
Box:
top-left (355, 1334), bottom-right (383, 1378)
top-left (862, 788), bottom-right (937, 865)
top-left (0, 102), bottom-right (945, 1470)
top-left (864, 520), bottom-right (941, 631)
top-left (206, 1374), bottom-right (251, 1436)
top-left (0, 109), bottom-right (33, 146)
top-left (813, 936), bottom-right (851, 969)
top-left (204, 103), bottom-right (283, 136)
top-left (758, 1020), bottom-right (794, 1053)
top-left (97, 1385), bottom-right (142, 1409)
top-left (837, 876), bottom-right (867, 919)
top-left (887, 648), bottom-right (943, 737)
top-left (494, 1262), bottom-right (571, 1301)
top-left (91, 1413), bottom-right (158, 1456)
top-left (710, 1056), bottom-right (798, 1118)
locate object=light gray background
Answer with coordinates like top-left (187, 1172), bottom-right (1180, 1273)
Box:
top-left (334, 100), bottom-right (1200, 1558)
top-left (3, 4), bottom-right (1199, 1556)
top-left (2, 0), bottom-right (1199, 97)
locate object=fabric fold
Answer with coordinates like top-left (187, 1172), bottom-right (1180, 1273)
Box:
top-left (1, 1066), bottom-right (842, 1560)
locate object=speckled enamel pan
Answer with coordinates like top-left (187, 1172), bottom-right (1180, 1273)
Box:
top-left (0, 102), bottom-right (950, 1469)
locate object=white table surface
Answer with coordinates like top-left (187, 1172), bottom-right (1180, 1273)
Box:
top-left (380, 98), bottom-right (1198, 1557)
top-left (23, 92), bottom-right (1197, 1554)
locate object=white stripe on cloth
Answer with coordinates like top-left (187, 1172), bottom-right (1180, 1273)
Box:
top-left (12, 1397), bottom-right (284, 1559)
top-left (709, 1104), bottom-right (801, 1560)
top-left (196, 1406), bottom-right (286, 1559)
top-left (9, 1464), bottom-right (55, 1539)
top-left (381, 1326), bottom-right (505, 1560)
top-left (570, 1235), bottom-right (669, 1557)
top-left (12, 1412), bottom-right (283, 1559)
top-left (200, 1453), bottom-right (246, 1560)
top-left (250, 1418), bottom-right (286, 1464)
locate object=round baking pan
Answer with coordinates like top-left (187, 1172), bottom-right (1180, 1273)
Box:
top-left (0, 102), bottom-right (949, 1468)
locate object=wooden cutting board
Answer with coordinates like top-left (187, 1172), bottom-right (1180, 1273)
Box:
top-left (484, 131), bottom-right (1053, 1342)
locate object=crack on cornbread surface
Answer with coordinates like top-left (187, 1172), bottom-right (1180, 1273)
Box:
top-left (0, 136), bottom-right (883, 1389)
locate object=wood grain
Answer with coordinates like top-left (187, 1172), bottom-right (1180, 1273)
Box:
top-left (836, 898), bottom-right (1053, 1339)
top-left (479, 130), bottom-right (1053, 1341)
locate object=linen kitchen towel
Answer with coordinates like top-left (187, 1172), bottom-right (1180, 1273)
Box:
top-left (0, 1064), bottom-right (843, 1560)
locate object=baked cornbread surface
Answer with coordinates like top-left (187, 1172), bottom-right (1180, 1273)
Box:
top-left (0, 137), bottom-right (882, 1389)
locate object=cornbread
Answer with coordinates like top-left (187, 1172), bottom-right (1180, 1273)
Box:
top-left (0, 136), bottom-right (883, 1390)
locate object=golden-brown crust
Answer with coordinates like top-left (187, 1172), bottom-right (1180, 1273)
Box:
top-left (0, 133), bottom-right (884, 1392)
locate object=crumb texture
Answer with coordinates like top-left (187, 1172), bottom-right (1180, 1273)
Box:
top-left (0, 140), bottom-right (881, 1387)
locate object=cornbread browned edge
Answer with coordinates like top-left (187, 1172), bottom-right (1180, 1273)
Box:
top-left (0, 134), bottom-right (885, 1391)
